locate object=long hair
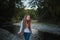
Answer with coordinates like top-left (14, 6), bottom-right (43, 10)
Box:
top-left (23, 14), bottom-right (31, 29)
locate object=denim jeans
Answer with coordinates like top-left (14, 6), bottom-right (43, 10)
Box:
top-left (24, 32), bottom-right (31, 40)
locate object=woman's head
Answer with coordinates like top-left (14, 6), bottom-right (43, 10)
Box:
top-left (26, 15), bottom-right (30, 20)
top-left (23, 14), bottom-right (31, 28)
top-left (24, 14), bottom-right (30, 21)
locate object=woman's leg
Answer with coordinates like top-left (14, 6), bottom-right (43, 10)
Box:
top-left (24, 32), bottom-right (30, 40)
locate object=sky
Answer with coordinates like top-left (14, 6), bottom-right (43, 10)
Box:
top-left (21, 0), bottom-right (38, 10)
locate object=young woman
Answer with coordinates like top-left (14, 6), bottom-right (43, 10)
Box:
top-left (18, 14), bottom-right (32, 40)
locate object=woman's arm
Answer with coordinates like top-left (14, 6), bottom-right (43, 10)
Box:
top-left (18, 20), bottom-right (23, 34)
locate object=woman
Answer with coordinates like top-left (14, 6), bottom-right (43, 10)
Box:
top-left (18, 14), bottom-right (32, 40)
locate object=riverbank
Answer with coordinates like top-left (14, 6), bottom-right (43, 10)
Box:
top-left (31, 20), bottom-right (60, 27)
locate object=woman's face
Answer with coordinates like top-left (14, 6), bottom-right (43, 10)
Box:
top-left (26, 15), bottom-right (30, 20)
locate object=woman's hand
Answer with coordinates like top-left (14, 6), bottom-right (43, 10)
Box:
top-left (18, 32), bottom-right (20, 34)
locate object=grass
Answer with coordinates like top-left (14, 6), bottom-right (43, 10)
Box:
top-left (31, 20), bottom-right (38, 23)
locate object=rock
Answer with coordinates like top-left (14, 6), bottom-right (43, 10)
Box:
top-left (0, 21), bottom-right (20, 34)
top-left (30, 29), bottom-right (40, 40)
top-left (0, 28), bottom-right (20, 40)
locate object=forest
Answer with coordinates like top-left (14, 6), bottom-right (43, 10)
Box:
top-left (0, 0), bottom-right (60, 40)
top-left (0, 0), bottom-right (60, 24)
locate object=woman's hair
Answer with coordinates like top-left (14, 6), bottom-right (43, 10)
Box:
top-left (23, 14), bottom-right (31, 29)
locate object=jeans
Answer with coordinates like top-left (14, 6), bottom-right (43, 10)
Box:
top-left (24, 32), bottom-right (30, 40)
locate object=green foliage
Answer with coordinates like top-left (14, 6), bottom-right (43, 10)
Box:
top-left (11, 0), bottom-right (24, 22)
top-left (29, 9), bottom-right (37, 19)
top-left (19, 9), bottom-right (38, 20)
top-left (19, 8), bottom-right (26, 20)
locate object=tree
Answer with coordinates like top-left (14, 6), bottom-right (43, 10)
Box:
top-left (0, 0), bottom-right (22, 35)
top-left (0, 0), bottom-right (16, 21)
top-left (11, 0), bottom-right (25, 22)
top-left (28, 0), bottom-right (60, 24)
